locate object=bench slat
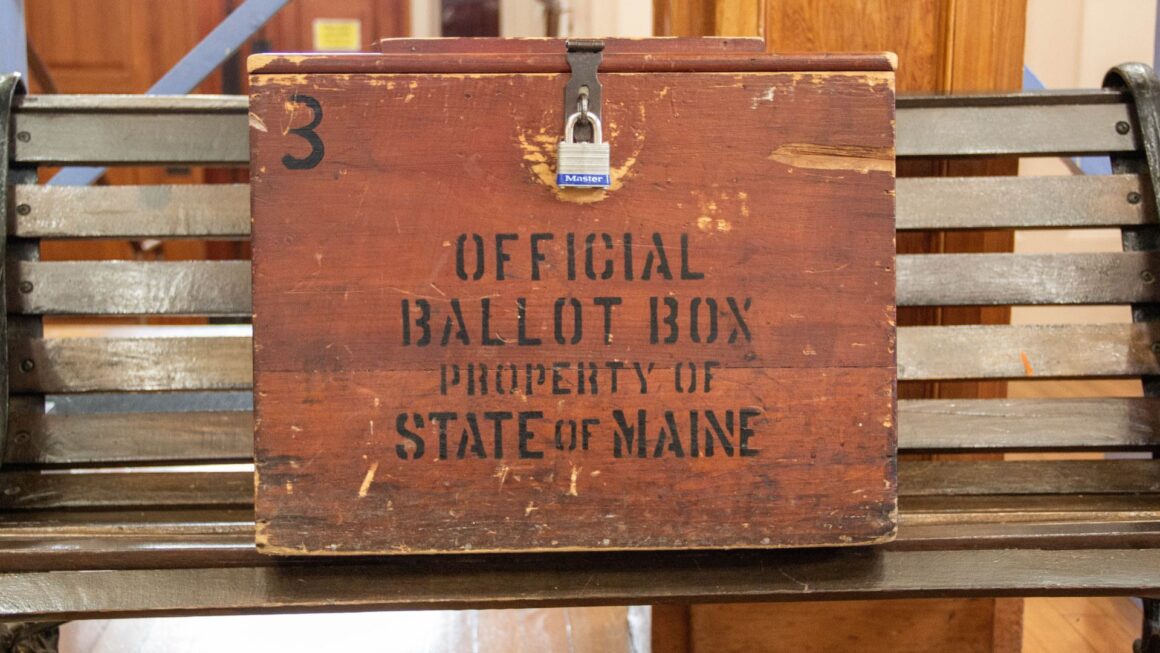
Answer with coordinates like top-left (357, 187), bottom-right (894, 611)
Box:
top-left (10, 94), bottom-right (1138, 164)
top-left (897, 251), bottom-right (1160, 306)
top-left (0, 508), bottom-right (254, 533)
top-left (898, 398), bottom-right (1160, 451)
top-left (891, 520), bottom-right (1160, 551)
top-left (10, 176), bottom-right (1144, 239)
top-left (897, 175), bottom-right (1148, 230)
top-left (1, 548), bottom-right (1157, 617)
top-left (9, 261), bottom-right (252, 316)
top-left (897, 103), bottom-right (1137, 156)
top-left (898, 323), bottom-right (1160, 380)
top-left (1, 499), bottom-right (1148, 539)
top-left (0, 493), bottom-right (1155, 572)
top-left (15, 253), bottom-right (1154, 315)
top-left (3, 412), bottom-right (252, 466)
top-left (0, 471), bottom-right (252, 510)
top-left (18, 89), bottom-right (1119, 111)
top-left (896, 89), bottom-right (1127, 108)
top-left (9, 337), bottom-right (252, 393)
top-left (14, 95), bottom-right (247, 111)
top-left (899, 460), bottom-right (1160, 496)
top-left (12, 113), bottom-right (249, 165)
top-left (5, 397), bottom-right (1154, 467)
top-left (1, 515), bottom-right (1158, 572)
top-left (901, 493), bottom-right (1160, 519)
top-left (10, 185), bottom-right (250, 239)
top-left (0, 460), bottom-right (1153, 510)
top-left (8, 324), bottom-right (1156, 393)
top-left (16, 253), bottom-right (1156, 316)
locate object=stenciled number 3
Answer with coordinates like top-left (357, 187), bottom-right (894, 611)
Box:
top-left (282, 93), bottom-right (325, 170)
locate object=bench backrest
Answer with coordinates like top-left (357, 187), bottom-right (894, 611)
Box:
top-left (0, 68), bottom-right (1158, 567)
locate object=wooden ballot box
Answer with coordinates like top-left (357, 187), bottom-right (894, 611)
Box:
top-left (249, 38), bottom-right (897, 555)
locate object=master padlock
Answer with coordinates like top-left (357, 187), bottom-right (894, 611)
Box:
top-left (557, 112), bottom-right (611, 188)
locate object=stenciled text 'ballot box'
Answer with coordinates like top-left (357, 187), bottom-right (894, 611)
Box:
top-left (249, 38), bottom-right (897, 555)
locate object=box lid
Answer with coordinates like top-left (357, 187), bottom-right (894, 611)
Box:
top-left (248, 37), bottom-right (896, 75)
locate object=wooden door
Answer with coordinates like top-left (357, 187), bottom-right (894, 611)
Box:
top-left (23, 0), bottom-right (235, 274)
top-left (259, 0), bottom-right (410, 52)
top-left (652, 1), bottom-right (1027, 652)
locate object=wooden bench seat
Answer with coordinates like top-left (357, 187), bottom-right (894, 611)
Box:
top-left (0, 66), bottom-right (1158, 633)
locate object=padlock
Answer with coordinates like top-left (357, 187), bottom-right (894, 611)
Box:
top-left (557, 112), bottom-right (611, 188)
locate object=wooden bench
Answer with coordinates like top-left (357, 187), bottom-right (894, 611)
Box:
top-left (1, 63), bottom-right (1158, 648)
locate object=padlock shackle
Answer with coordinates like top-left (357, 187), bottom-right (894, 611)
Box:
top-left (564, 112), bottom-right (603, 144)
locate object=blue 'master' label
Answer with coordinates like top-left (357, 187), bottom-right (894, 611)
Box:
top-left (557, 173), bottom-right (611, 188)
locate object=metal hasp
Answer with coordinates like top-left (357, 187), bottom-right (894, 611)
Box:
top-left (1104, 62), bottom-right (1160, 653)
top-left (558, 39), bottom-right (610, 188)
top-left (563, 39), bottom-right (604, 143)
top-left (0, 73), bottom-right (23, 470)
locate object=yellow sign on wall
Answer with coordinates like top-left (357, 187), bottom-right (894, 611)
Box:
top-left (312, 19), bottom-right (363, 52)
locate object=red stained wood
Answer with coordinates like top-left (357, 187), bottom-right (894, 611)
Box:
top-left (247, 52), bottom-right (898, 75)
top-left (250, 44), bottom-right (896, 555)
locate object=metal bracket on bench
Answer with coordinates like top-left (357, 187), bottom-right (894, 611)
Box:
top-left (1106, 64), bottom-right (1160, 325)
top-left (1104, 62), bottom-right (1160, 653)
top-left (1105, 63), bottom-right (1160, 229)
top-left (0, 73), bottom-right (24, 470)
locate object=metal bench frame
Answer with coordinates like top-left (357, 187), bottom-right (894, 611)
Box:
top-left (1, 63), bottom-right (1159, 651)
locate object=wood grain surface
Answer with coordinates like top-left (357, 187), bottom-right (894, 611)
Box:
top-left (3, 548), bottom-right (1160, 619)
top-left (10, 323), bottom-right (1152, 397)
top-left (896, 174), bottom-right (1147, 230)
top-left (10, 93), bottom-right (1132, 166)
top-left (246, 52), bottom-right (897, 75)
top-left (9, 184), bottom-right (250, 239)
top-left (250, 56), bottom-right (896, 555)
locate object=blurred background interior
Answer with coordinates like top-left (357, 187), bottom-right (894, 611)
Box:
top-left (9, 0), bottom-right (1157, 650)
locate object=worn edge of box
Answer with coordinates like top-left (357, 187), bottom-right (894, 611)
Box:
top-left (254, 506), bottom-right (899, 556)
top-left (246, 51), bottom-right (898, 75)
